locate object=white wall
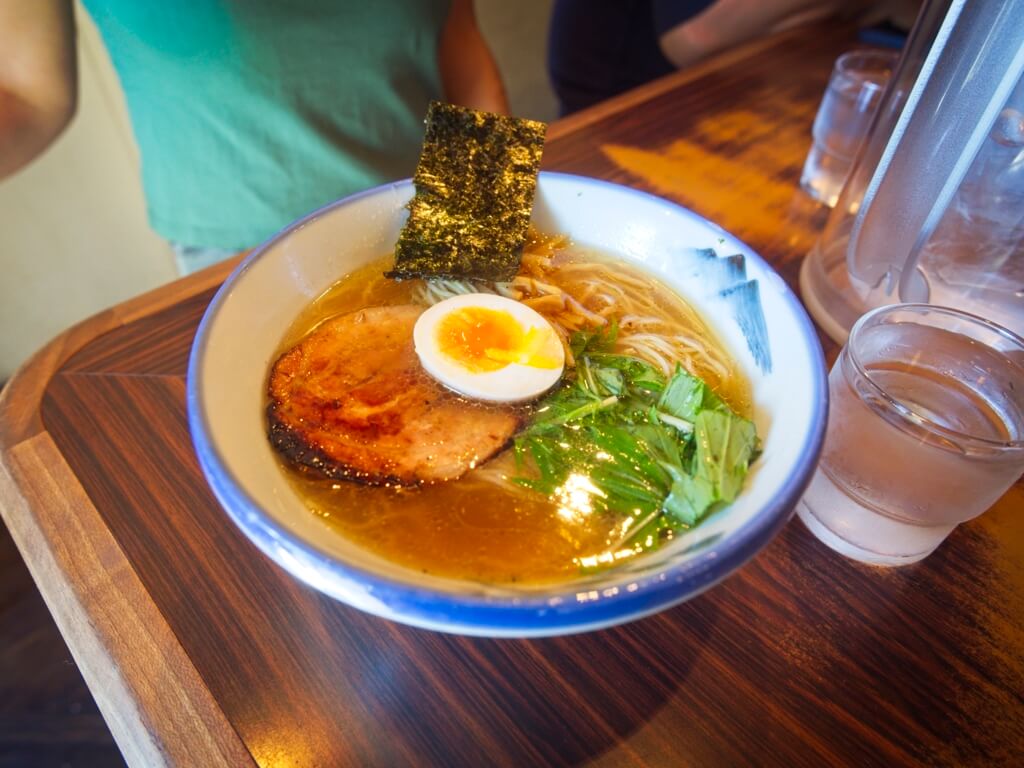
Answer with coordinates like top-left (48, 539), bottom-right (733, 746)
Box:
top-left (0, 1), bottom-right (556, 381)
top-left (0, 5), bottom-right (176, 380)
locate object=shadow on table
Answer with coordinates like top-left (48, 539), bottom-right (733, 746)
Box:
top-left (319, 595), bottom-right (721, 768)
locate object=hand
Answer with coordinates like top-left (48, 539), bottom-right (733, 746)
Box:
top-left (658, 0), bottom-right (850, 70)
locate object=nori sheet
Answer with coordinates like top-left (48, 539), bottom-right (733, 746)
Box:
top-left (385, 101), bottom-right (547, 282)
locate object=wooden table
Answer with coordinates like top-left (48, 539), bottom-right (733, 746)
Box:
top-left (2, 23), bottom-right (1022, 768)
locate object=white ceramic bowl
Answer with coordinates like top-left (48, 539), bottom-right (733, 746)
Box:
top-left (187, 173), bottom-right (827, 637)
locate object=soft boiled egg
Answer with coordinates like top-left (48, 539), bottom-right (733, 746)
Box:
top-left (413, 293), bottom-right (565, 403)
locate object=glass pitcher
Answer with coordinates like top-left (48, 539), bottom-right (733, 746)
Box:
top-left (801, 0), bottom-right (1024, 344)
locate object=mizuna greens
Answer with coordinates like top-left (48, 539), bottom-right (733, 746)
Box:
top-left (514, 320), bottom-right (759, 551)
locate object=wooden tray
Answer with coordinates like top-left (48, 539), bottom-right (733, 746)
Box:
top-left (2, 24), bottom-right (1022, 767)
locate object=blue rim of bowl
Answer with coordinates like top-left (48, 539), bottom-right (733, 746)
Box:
top-left (187, 172), bottom-right (829, 637)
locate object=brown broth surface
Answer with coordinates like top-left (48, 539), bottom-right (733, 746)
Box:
top-left (273, 245), bottom-right (751, 584)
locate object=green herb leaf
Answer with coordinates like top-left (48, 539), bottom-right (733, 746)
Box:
top-left (512, 325), bottom-right (758, 554)
top-left (692, 409), bottom-right (757, 502)
top-left (594, 366), bottom-right (625, 396)
top-left (588, 353), bottom-right (664, 394)
top-left (664, 473), bottom-right (716, 526)
top-left (658, 365), bottom-right (726, 421)
top-left (570, 318), bottom-right (619, 358)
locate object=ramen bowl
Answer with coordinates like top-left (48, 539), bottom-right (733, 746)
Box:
top-left (187, 173), bottom-right (827, 637)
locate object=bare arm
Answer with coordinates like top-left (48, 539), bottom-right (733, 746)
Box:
top-left (658, 0), bottom-right (849, 70)
top-left (0, 0), bottom-right (77, 179)
top-left (438, 0), bottom-right (509, 115)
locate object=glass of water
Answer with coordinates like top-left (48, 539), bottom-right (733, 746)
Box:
top-left (800, 49), bottom-right (898, 207)
top-left (797, 303), bottom-right (1024, 566)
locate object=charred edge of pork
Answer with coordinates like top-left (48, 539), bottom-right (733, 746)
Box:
top-left (266, 403), bottom-right (421, 488)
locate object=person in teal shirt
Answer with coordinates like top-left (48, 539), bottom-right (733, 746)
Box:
top-left (0, 1), bottom-right (508, 273)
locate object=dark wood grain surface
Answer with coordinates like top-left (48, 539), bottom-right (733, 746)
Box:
top-left (2, 23), bottom-right (1022, 767)
top-left (0, 522), bottom-right (126, 768)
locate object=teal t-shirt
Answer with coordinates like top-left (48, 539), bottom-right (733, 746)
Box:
top-left (82, 0), bottom-right (449, 249)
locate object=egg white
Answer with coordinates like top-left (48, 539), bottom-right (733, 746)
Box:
top-left (413, 293), bottom-right (565, 403)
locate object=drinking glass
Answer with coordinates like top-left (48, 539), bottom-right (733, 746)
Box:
top-left (800, 49), bottom-right (898, 207)
top-left (797, 304), bottom-right (1024, 566)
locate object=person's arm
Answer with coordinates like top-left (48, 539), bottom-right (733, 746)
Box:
top-left (0, 0), bottom-right (77, 179)
top-left (657, 0), bottom-right (848, 70)
top-left (438, 0), bottom-right (509, 115)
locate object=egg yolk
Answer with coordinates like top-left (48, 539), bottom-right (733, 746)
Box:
top-left (436, 307), bottom-right (560, 373)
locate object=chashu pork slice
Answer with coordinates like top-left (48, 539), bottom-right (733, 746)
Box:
top-left (267, 304), bottom-right (522, 485)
